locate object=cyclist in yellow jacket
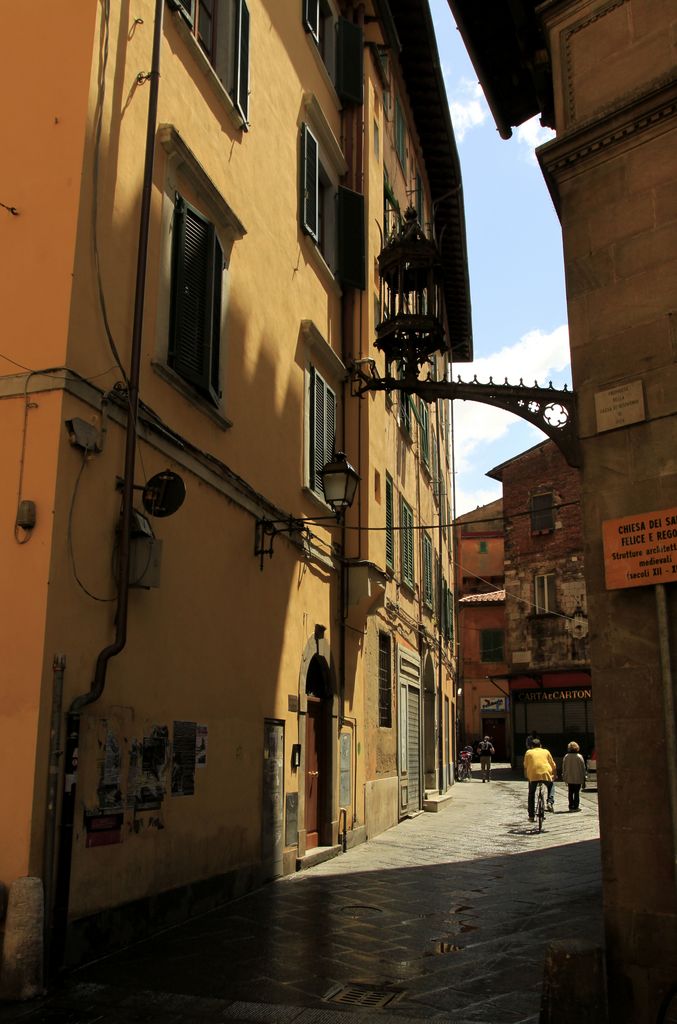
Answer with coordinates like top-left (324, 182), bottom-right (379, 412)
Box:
top-left (524, 738), bottom-right (557, 820)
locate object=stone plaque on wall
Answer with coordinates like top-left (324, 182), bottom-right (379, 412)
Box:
top-left (595, 380), bottom-right (645, 433)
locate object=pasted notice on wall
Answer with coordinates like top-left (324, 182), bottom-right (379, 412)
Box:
top-left (196, 724), bottom-right (208, 767)
top-left (128, 725), bottom-right (169, 811)
top-left (172, 721), bottom-right (197, 795)
top-left (97, 728), bottom-right (123, 812)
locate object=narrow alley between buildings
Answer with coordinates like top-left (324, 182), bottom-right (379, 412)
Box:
top-left (0, 767), bottom-right (601, 1024)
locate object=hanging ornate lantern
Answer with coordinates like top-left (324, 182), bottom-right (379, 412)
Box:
top-left (375, 207), bottom-right (447, 383)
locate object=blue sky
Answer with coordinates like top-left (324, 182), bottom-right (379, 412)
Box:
top-left (429, 0), bottom-right (572, 515)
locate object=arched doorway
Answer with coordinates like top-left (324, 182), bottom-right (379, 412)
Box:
top-left (305, 655), bottom-right (331, 850)
top-left (423, 655), bottom-right (436, 791)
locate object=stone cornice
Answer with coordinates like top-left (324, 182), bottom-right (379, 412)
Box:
top-left (538, 73), bottom-right (677, 192)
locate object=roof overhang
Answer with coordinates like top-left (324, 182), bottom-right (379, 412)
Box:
top-left (446, 0), bottom-right (554, 139)
top-left (384, 0), bottom-right (473, 362)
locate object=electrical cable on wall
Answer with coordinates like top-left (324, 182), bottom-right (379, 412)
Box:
top-left (67, 451), bottom-right (117, 603)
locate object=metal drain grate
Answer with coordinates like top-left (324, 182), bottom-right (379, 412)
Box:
top-left (324, 982), bottom-right (403, 1008)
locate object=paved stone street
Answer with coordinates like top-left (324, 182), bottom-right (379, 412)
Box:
top-left (0, 768), bottom-right (602, 1024)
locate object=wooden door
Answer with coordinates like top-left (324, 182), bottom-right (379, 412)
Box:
top-left (305, 697), bottom-right (323, 849)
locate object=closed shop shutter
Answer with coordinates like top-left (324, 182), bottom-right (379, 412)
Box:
top-left (407, 686), bottom-right (420, 811)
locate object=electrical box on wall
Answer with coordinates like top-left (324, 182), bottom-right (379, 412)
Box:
top-left (129, 536), bottom-right (163, 589)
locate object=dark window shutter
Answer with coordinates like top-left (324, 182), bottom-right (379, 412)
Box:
top-left (301, 124), bottom-right (319, 241)
top-left (326, 384), bottom-right (336, 462)
top-left (169, 197), bottom-right (221, 404)
top-left (385, 474), bottom-right (394, 570)
top-left (336, 17), bottom-right (363, 106)
top-left (310, 368), bottom-right (335, 494)
top-left (378, 632), bottom-right (392, 728)
top-left (209, 231), bottom-right (223, 401)
top-left (170, 0), bottom-right (195, 26)
top-left (337, 186), bottom-right (365, 290)
top-left (303, 0), bottom-right (320, 42)
top-left (232, 0), bottom-right (250, 126)
top-left (311, 367), bottom-right (325, 493)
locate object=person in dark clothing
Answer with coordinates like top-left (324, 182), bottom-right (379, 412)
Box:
top-left (477, 735), bottom-right (495, 782)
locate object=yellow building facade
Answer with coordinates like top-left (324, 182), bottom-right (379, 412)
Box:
top-left (0, 0), bottom-right (471, 975)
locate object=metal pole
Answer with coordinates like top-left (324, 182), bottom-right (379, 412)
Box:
top-left (655, 584), bottom-right (677, 886)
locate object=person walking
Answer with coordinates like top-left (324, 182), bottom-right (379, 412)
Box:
top-left (562, 741), bottom-right (587, 811)
top-left (477, 735), bottom-right (495, 782)
top-left (524, 738), bottom-right (556, 820)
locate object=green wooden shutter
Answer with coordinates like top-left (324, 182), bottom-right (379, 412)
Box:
top-left (447, 586), bottom-right (454, 642)
top-left (423, 534), bottom-right (433, 607)
top-left (419, 401), bottom-right (429, 466)
top-left (385, 474), bottom-right (394, 570)
top-left (301, 124), bottom-right (318, 241)
top-left (336, 17), bottom-right (363, 106)
top-left (337, 186), bottom-right (365, 290)
top-left (401, 499), bottom-right (414, 588)
top-left (232, 0), bottom-right (250, 126)
top-left (169, 197), bottom-right (221, 403)
top-left (303, 0), bottom-right (319, 42)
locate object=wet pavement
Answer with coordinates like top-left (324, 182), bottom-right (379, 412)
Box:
top-left (0, 767), bottom-right (602, 1024)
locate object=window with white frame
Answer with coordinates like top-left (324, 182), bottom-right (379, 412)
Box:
top-left (301, 320), bottom-right (344, 500)
top-left (157, 125), bottom-right (246, 418)
top-left (299, 101), bottom-right (365, 289)
top-left (171, 0), bottom-right (250, 126)
top-left (534, 573), bottom-right (557, 614)
top-left (302, 0), bottom-right (363, 106)
top-left (168, 195), bottom-right (224, 405)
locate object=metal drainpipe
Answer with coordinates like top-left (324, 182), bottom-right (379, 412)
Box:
top-left (656, 584), bottom-right (677, 888)
top-left (51, 0), bottom-right (164, 973)
top-left (43, 654), bottom-right (65, 975)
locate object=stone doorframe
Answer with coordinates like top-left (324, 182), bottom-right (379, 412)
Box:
top-left (423, 652), bottom-right (437, 792)
top-left (296, 627), bottom-right (339, 858)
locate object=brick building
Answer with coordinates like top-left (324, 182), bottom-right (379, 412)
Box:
top-left (455, 499), bottom-right (510, 758)
top-left (487, 441), bottom-right (592, 764)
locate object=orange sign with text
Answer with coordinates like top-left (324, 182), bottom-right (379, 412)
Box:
top-left (602, 507), bottom-right (677, 590)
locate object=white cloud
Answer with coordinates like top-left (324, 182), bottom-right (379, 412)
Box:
top-left (516, 116), bottom-right (556, 162)
top-left (451, 324), bottom-right (571, 475)
top-left (453, 482), bottom-right (502, 520)
top-left (448, 78), bottom-right (489, 141)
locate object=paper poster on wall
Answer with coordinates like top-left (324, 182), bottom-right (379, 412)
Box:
top-left (171, 721), bottom-right (197, 796)
top-left (196, 724), bottom-right (208, 766)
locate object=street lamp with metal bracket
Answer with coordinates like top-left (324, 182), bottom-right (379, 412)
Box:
top-left (254, 452), bottom-right (360, 570)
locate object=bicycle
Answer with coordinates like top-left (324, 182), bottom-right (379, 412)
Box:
top-left (455, 755), bottom-right (471, 782)
top-left (534, 781), bottom-right (546, 832)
